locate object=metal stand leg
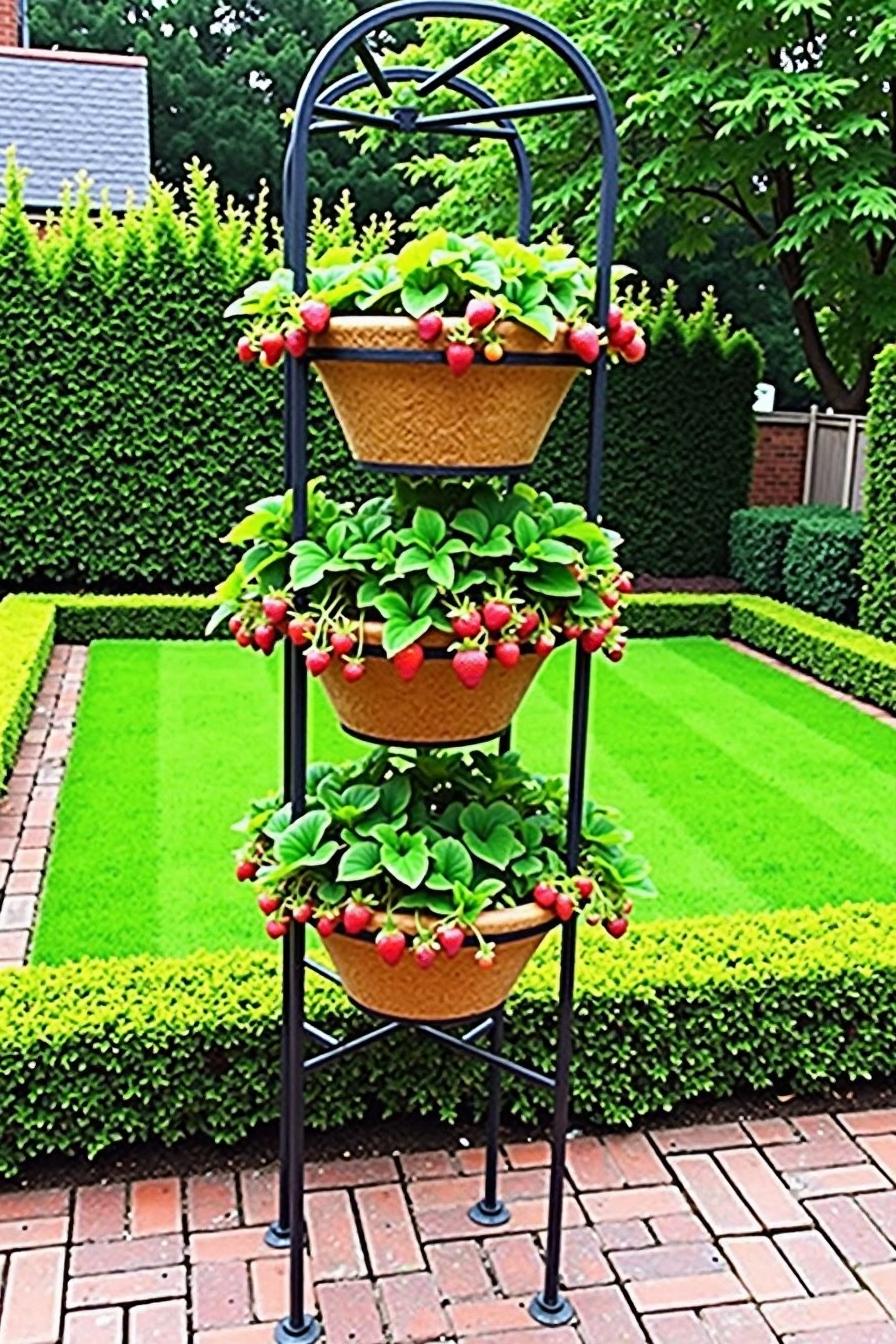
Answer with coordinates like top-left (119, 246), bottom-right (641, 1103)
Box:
top-left (469, 1005), bottom-right (510, 1227)
top-left (529, 920), bottom-right (577, 1327)
top-left (275, 924), bottom-right (321, 1343)
top-left (266, 939), bottom-right (293, 1249)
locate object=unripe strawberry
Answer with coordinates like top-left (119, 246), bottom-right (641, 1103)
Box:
top-left (299, 299), bottom-right (330, 333)
top-left (305, 648), bottom-right (330, 676)
top-left (417, 312), bottom-right (443, 342)
top-left (284, 326), bottom-right (309, 357)
top-left (476, 947), bottom-right (496, 969)
top-left (483, 340), bottom-right (504, 362)
top-left (393, 643), bottom-right (425, 681)
top-left (465, 297), bottom-right (498, 329)
top-left (236, 336), bottom-right (256, 363)
top-left (445, 342), bottom-right (475, 377)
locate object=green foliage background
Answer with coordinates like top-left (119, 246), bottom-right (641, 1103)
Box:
top-left (730, 505), bottom-right (861, 625)
top-left (0, 164), bottom-right (759, 592)
top-left (860, 346), bottom-right (896, 642)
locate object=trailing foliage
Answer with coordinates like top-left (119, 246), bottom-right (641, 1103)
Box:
top-left (730, 505), bottom-right (851, 601)
top-left (2, 900), bottom-right (896, 1173)
top-left (0, 163), bottom-right (757, 591)
top-left (731, 597), bottom-right (896, 714)
top-left (784, 513), bottom-right (863, 626)
top-left (0, 597), bottom-right (55, 787)
top-left (860, 346), bottom-right (896, 642)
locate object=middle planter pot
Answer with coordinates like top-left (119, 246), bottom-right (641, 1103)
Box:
top-left (317, 624), bottom-right (542, 747)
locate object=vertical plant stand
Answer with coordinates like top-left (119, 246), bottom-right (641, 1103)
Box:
top-left (266, 4), bottom-right (618, 1339)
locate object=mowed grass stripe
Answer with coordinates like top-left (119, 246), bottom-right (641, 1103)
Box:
top-left (31, 636), bottom-right (896, 963)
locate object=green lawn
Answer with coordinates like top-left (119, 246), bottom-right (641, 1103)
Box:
top-left (31, 637), bottom-right (896, 964)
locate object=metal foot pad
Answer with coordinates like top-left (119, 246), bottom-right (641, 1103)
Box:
top-left (529, 1292), bottom-right (575, 1327)
top-left (274, 1315), bottom-right (322, 1344)
top-left (468, 1199), bottom-right (511, 1227)
top-left (264, 1221), bottom-right (291, 1250)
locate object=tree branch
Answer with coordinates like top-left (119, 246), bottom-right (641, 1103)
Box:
top-left (681, 184), bottom-right (770, 240)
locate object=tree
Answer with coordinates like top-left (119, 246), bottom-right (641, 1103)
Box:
top-left (408, 0), bottom-right (896, 411)
top-left (28, 0), bottom-right (421, 220)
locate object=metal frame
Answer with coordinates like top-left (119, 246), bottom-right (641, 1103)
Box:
top-left (269, 4), bottom-right (618, 1339)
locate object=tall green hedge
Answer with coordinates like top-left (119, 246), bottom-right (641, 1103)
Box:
top-left (784, 513), bottom-right (863, 625)
top-left (0, 160), bottom-right (760, 593)
top-left (860, 345), bottom-right (896, 641)
top-left (729, 504), bottom-right (850, 600)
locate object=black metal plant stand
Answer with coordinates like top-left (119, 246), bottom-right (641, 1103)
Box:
top-left (268, 4), bottom-right (618, 1339)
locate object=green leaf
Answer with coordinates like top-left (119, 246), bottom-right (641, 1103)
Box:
top-left (527, 563), bottom-right (581, 597)
top-left (428, 836), bottom-right (474, 890)
top-left (290, 541), bottom-right (331, 589)
top-left (337, 841), bottom-right (382, 883)
top-left (381, 615), bottom-right (431, 658)
top-left (428, 551), bottom-right (455, 588)
top-left (413, 508), bottom-right (446, 549)
top-left (380, 834), bottom-right (429, 889)
top-left (275, 809), bottom-right (331, 866)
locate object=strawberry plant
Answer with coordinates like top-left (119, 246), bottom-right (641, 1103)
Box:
top-left (232, 749), bottom-right (655, 964)
top-left (224, 206), bottom-right (648, 372)
top-left (207, 478), bottom-right (631, 680)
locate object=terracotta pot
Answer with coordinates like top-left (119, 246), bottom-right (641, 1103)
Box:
top-left (309, 316), bottom-right (581, 470)
top-left (326, 903), bottom-right (556, 1023)
top-left (318, 624), bottom-right (542, 746)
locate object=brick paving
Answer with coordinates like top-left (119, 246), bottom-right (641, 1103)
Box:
top-left (2, 1111), bottom-right (896, 1340)
top-left (0, 645), bottom-right (87, 967)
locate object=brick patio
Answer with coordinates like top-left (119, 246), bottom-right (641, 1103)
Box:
top-left (4, 1110), bottom-right (896, 1342)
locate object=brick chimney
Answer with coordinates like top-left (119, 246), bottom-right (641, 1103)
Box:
top-left (0, 0), bottom-right (22, 46)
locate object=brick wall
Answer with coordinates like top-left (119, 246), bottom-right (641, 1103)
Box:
top-left (0, 0), bottom-right (20, 46)
top-left (749, 418), bottom-right (808, 506)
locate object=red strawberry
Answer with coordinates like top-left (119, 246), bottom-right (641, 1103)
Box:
top-left (534, 882), bottom-right (558, 910)
top-left (564, 624), bottom-right (583, 641)
top-left (228, 613), bottom-right (243, 636)
top-left (293, 902), bottom-right (314, 923)
top-left (260, 332), bottom-right (285, 364)
top-left (343, 901), bottom-right (373, 935)
top-left (376, 928), bottom-right (406, 966)
top-left (606, 303), bottom-right (623, 334)
top-left (483, 340), bottom-right (504, 363)
top-left (535, 632), bottom-right (556, 658)
top-left (287, 617), bottom-right (312, 646)
top-left (393, 643), bottom-right (425, 682)
top-left (299, 299), bottom-right (330, 333)
top-left (451, 607), bottom-right (481, 639)
top-left (568, 322), bottom-right (602, 365)
top-left (236, 336), bottom-right (256, 364)
top-left (620, 335), bottom-right (646, 364)
top-left (601, 590), bottom-right (620, 609)
top-left (257, 893), bottom-right (280, 915)
top-left (236, 629), bottom-right (252, 648)
top-left (580, 627), bottom-right (606, 654)
top-left (617, 573), bottom-right (633, 594)
top-left (330, 630), bottom-right (355, 657)
top-left (305, 648), bottom-right (331, 677)
top-left (613, 318), bottom-right (638, 348)
top-left (604, 916), bottom-right (629, 939)
top-left (284, 326), bottom-right (308, 357)
top-left (317, 913), bottom-right (340, 938)
top-left (556, 893), bottom-right (575, 922)
top-left (414, 943), bottom-right (438, 970)
top-left (445, 342), bottom-right (475, 377)
top-left (342, 659), bottom-right (365, 683)
top-left (254, 623), bottom-right (278, 655)
top-left (437, 926), bottom-right (465, 958)
top-left (262, 595), bottom-right (289, 625)
top-left (606, 644), bottom-right (626, 663)
top-left (266, 917), bottom-right (289, 939)
top-left (575, 877), bottom-right (594, 898)
top-left (236, 859), bottom-right (259, 882)
top-left (482, 599), bottom-right (512, 633)
top-left (516, 610), bottom-right (539, 641)
top-left (452, 648), bottom-right (489, 690)
top-left (465, 297), bottom-right (498, 329)
top-left (494, 639), bottom-right (520, 668)
top-left (417, 312), bottom-right (443, 342)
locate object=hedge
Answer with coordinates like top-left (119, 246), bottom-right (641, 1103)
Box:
top-left (783, 512), bottom-right (863, 625)
top-left (729, 505), bottom-right (852, 601)
top-left (1, 901), bottom-right (895, 1174)
top-left (730, 597), bottom-right (896, 713)
top-left (0, 161), bottom-right (760, 594)
top-left (0, 596), bottom-right (54, 784)
top-left (860, 345), bottom-right (896, 642)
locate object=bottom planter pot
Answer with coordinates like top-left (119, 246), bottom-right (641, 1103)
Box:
top-left (325, 903), bottom-right (557, 1023)
top-left (318, 625), bottom-right (542, 746)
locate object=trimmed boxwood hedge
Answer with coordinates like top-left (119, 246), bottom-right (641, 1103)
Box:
top-left (1, 902), bottom-right (896, 1174)
top-left (0, 596), bottom-right (54, 783)
top-left (861, 345), bottom-right (896, 642)
top-left (783, 513), bottom-right (863, 625)
top-left (730, 505), bottom-right (853, 601)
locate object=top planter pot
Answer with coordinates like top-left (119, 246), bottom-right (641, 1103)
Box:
top-left (310, 316), bottom-right (581, 471)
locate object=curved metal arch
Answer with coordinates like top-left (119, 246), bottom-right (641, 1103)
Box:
top-left (310, 63), bottom-right (534, 240)
top-left (283, 0), bottom-right (618, 326)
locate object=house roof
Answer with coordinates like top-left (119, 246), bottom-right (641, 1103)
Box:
top-left (0, 47), bottom-right (151, 210)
